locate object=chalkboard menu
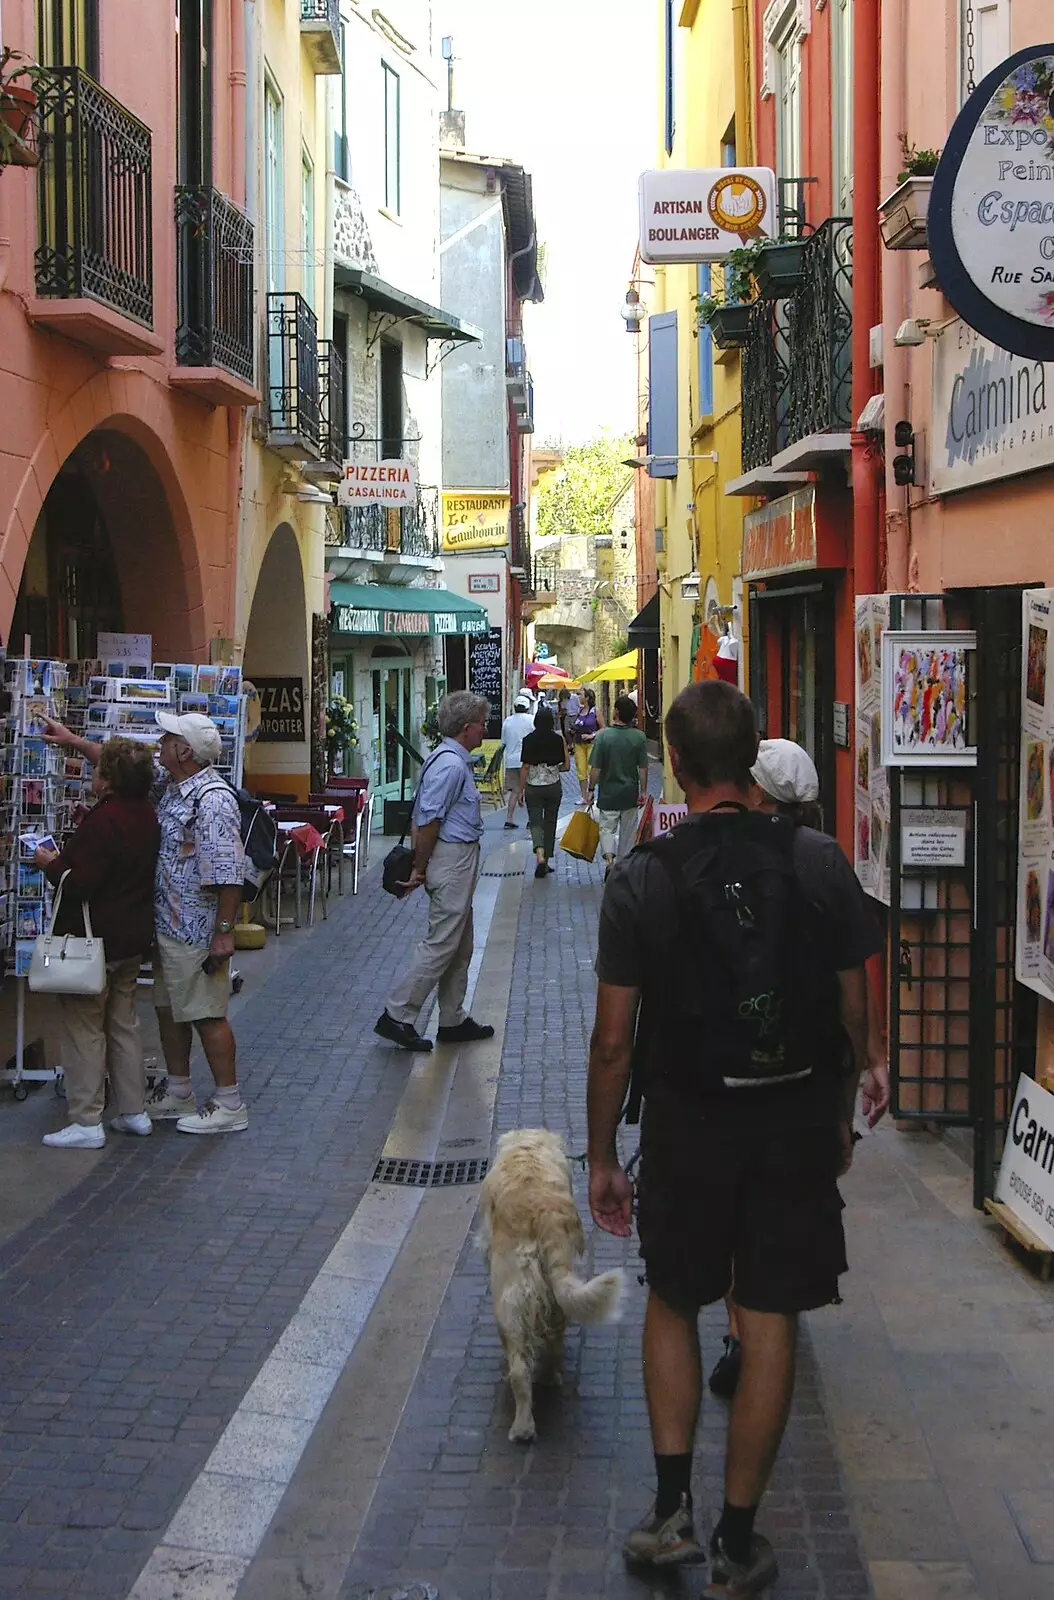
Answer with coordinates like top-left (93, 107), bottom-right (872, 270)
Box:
top-left (469, 627), bottom-right (503, 736)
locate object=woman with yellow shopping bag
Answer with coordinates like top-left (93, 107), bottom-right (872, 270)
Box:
top-left (517, 708), bottom-right (569, 879)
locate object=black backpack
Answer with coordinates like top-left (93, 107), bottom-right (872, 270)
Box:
top-left (638, 808), bottom-right (841, 1096)
top-left (195, 780), bottom-right (279, 902)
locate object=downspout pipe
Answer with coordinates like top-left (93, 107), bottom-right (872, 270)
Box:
top-left (851, 0), bottom-right (881, 600)
top-left (230, 0), bottom-right (247, 207)
top-left (731, 0), bottom-right (753, 161)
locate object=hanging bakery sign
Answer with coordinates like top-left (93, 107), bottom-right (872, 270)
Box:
top-left (929, 46), bottom-right (1054, 360)
top-left (638, 168), bottom-right (777, 264)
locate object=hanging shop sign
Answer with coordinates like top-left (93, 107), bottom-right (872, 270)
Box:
top-left (639, 168), bottom-right (777, 264)
top-left (742, 487), bottom-right (817, 580)
top-left (441, 493), bottom-right (510, 552)
top-left (854, 595), bottom-right (891, 905)
top-left (928, 46), bottom-right (1054, 361)
top-left (253, 677), bottom-right (306, 742)
top-left (995, 1075), bottom-right (1054, 1251)
top-left (338, 460), bottom-right (418, 507)
top-left (930, 318), bottom-right (1054, 494)
top-left (1015, 588), bottom-right (1054, 1001)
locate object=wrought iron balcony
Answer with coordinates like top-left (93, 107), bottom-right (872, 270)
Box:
top-left (31, 66), bottom-right (156, 354)
top-left (531, 558), bottom-right (558, 596)
top-left (300, 0), bottom-right (341, 74)
top-left (314, 340), bottom-right (346, 479)
top-left (740, 218), bottom-right (853, 474)
top-left (267, 291), bottom-right (321, 458)
top-left (336, 486), bottom-right (440, 560)
top-left (173, 185), bottom-right (256, 405)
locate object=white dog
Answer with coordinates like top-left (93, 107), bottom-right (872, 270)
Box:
top-left (478, 1128), bottom-right (625, 1442)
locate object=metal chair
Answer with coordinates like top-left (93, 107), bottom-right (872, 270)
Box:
top-left (267, 832), bottom-right (301, 936)
top-left (273, 807), bottom-right (333, 924)
top-left (473, 739), bottom-right (505, 808)
top-left (317, 776), bottom-right (373, 874)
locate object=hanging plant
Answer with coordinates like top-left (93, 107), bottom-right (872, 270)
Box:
top-left (897, 134), bottom-right (942, 184)
top-left (0, 49), bottom-right (47, 169)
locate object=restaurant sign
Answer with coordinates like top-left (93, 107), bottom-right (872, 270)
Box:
top-left (741, 487), bottom-right (817, 581)
top-left (931, 318), bottom-right (1054, 493)
top-left (639, 168), bottom-right (777, 264)
top-left (331, 603), bottom-right (488, 638)
top-left (441, 492), bottom-right (510, 552)
top-left (338, 460), bottom-right (418, 507)
top-left (928, 47), bottom-right (1054, 361)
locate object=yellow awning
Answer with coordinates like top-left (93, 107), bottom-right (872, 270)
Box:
top-left (579, 649), bottom-right (639, 684)
top-left (536, 672), bottom-right (581, 688)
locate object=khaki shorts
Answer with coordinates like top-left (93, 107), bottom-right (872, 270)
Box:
top-left (153, 933), bottom-right (230, 1024)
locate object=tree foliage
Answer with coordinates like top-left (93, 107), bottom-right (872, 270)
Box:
top-left (535, 436), bottom-right (633, 542)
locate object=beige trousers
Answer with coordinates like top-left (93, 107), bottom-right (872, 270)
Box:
top-left (387, 839), bottom-right (480, 1030)
top-left (56, 956), bottom-right (146, 1126)
top-left (599, 807), bottom-right (640, 860)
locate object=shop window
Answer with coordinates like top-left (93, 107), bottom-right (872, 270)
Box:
top-left (12, 460), bottom-right (123, 659)
top-left (380, 340), bottom-right (403, 460)
top-left (647, 312), bottom-right (678, 479)
top-left (383, 62), bottom-right (401, 215)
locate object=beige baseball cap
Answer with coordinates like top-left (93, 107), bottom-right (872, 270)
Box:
top-left (155, 710), bottom-right (223, 765)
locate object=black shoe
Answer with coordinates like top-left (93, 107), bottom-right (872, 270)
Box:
top-left (708, 1335), bottom-right (742, 1399)
top-left (504, 821), bottom-right (519, 830)
top-left (437, 1017), bottom-right (495, 1043)
top-left (535, 862), bottom-right (548, 878)
top-left (374, 1011), bottom-right (433, 1053)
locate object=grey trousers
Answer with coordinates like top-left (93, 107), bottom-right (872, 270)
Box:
top-left (387, 839), bottom-right (481, 1029)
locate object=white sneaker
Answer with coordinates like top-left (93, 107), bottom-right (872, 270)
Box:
top-left (42, 1123), bottom-right (105, 1149)
top-left (147, 1083), bottom-right (196, 1120)
top-left (110, 1113), bottom-right (153, 1137)
top-left (176, 1099), bottom-right (248, 1135)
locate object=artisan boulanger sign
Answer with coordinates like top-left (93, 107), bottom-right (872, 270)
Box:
top-left (441, 492), bottom-right (510, 552)
top-left (638, 168), bottom-right (777, 264)
top-left (931, 317), bottom-right (1054, 493)
top-left (331, 603), bottom-right (487, 637)
top-left (929, 46), bottom-right (1054, 360)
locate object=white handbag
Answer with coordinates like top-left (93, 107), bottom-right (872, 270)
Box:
top-left (28, 870), bottom-right (107, 996)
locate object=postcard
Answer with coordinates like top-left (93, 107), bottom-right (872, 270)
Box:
top-left (173, 665), bottom-right (196, 694)
top-left (15, 902), bottom-right (43, 939)
top-left (217, 666), bottom-right (242, 696)
top-left (179, 693), bottom-right (209, 714)
top-left (115, 679), bottom-right (173, 704)
top-left (14, 939), bottom-right (36, 977)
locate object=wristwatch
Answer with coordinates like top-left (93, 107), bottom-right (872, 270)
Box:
top-left (216, 919), bottom-right (235, 934)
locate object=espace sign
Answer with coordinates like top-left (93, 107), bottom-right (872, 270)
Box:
top-left (639, 168), bottom-right (777, 264)
top-left (995, 1074), bottom-right (1054, 1250)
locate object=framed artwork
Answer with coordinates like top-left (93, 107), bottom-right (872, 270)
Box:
top-left (880, 631), bottom-right (977, 767)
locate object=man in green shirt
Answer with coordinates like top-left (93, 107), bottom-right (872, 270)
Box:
top-left (588, 695), bottom-right (649, 872)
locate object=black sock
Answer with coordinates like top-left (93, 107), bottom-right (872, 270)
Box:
top-left (713, 1500), bottom-right (757, 1565)
top-left (654, 1453), bottom-right (692, 1519)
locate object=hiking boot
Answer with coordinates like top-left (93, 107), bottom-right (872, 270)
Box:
top-left (374, 1011), bottom-right (433, 1052)
top-left (709, 1335), bottom-right (742, 1399)
top-left (622, 1495), bottom-right (705, 1567)
top-left (437, 1017), bottom-right (495, 1044)
top-left (703, 1532), bottom-right (778, 1596)
top-left (176, 1099), bottom-right (248, 1135)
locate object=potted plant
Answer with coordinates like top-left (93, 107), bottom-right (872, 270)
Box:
top-left (0, 49), bottom-right (46, 169)
top-left (695, 291), bottom-right (753, 350)
top-left (752, 235), bottom-right (809, 299)
top-left (325, 695), bottom-right (358, 776)
top-left (879, 136), bottom-right (941, 251)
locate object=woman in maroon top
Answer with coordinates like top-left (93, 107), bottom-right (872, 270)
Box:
top-left (34, 738), bottom-right (160, 1149)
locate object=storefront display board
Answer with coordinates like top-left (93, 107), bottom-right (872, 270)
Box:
top-left (1016, 589), bottom-right (1054, 1000)
top-left (994, 1074), bottom-right (1054, 1253)
top-left (855, 595), bottom-right (891, 903)
top-left (651, 802), bottom-right (688, 839)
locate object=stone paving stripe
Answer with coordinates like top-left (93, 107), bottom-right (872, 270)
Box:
top-left (123, 1547), bottom-right (248, 1600)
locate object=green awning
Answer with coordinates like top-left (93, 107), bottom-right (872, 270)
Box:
top-left (329, 582), bottom-right (491, 638)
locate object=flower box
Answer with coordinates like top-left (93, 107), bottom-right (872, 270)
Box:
top-left (879, 176), bottom-right (932, 251)
top-left (753, 240), bottom-right (807, 299)
top-left (707, 304), bottom-right (752, 350)
top-left (0, 83), bottom-right (39, 167)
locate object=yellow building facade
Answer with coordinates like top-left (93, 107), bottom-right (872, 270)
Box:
top-left (648, 0), bottom-right (752, 773)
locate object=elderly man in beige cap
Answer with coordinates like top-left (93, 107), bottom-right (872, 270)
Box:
top-left (41, 710), bottom-right (248, 1135)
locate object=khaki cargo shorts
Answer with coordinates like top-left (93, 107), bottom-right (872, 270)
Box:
top-left (153, 933), bottom-right (230, 1024)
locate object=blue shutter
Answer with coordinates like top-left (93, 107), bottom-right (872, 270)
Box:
top-left (696, 265), bottom-right (714, 421)
top-left (664, 0), bottom-right (675, 154)
top-left (648, 311), bottom-right (678, 479)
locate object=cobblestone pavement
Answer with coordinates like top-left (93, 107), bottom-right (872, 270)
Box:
top-left (0, 778), bottom-right (872, 1599)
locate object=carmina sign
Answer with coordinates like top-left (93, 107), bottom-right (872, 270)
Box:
top-left (930, 317), bottom-right (1054, 494)
top-left (928, 46), bottom-right (1054, 360)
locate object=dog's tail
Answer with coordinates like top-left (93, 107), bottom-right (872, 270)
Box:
top-left (539, 1224), bottom-right (625, 1324)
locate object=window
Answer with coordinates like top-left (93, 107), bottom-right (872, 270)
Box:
top-left (37, 0), bottom-right (98, 72)
top-left (647, 311), bottom-right (678, 480)
top-left (663, 0), bottom-right (675, 154)
top-left (831, 0), bottom-right (852, 214)
top-left (334, 22), bottom-right (350, 181)
top-left (773, 9), bottom-right (802, 183)
top-left (383, 63), bottom-right (401, 214)
top-left (380, 340), bottom-right (403, 459)
top-left (264, 78), bottom-right (284, 293)
top-left (960, 0), bottom-right (1011, 102)
top-left (177, 0), bottom-right (213, 186)
top-left (301, 154), bottom-right (315, 308)
top-left (696, 267), bottom-right (714, 423)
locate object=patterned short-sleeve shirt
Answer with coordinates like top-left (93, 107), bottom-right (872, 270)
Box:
top-left (154, 767), bottom-right (244, 947)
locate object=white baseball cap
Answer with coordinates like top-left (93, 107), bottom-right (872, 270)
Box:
top-left (751, 738), bottom-right (819, 804)
top-left (155, 710), bottom-right (223, 765)
top-left (514, 694), bottom-right (532, 710)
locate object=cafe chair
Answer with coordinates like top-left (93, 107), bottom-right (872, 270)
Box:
top-left (273, 807), bottom-right (333, 926)
top-left (267, 831), bottom-right (301, 937)
top-left (473, 740), bottom-right (505, 809)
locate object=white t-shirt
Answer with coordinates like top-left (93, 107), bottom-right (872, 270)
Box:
top-left (500, 711), bottom-right (536, 769)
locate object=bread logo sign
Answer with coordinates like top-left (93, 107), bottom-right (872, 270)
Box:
top-left (708, 173), bottom-right (768, 243)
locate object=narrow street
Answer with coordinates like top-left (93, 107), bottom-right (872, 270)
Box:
top-left (0, 788), bottom-right (1051, 1600)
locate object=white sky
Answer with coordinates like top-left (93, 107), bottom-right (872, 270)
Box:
top-left (433, 0), bottom-right (657, 446)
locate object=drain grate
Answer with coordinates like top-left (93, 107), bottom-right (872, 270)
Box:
top-left (479, 867), bottom-right (526, 877)
top-left (373, 1155), bottom-right (489, 1187)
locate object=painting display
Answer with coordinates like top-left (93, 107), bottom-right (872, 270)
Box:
top-left (1017, 589), bottom-right (1054, 1000)
top-left (854, 595), bottom-right (891, 904)
top-left (880, 631), bottom-right (977, 767)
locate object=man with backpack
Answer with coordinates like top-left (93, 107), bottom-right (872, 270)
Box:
top-left (41, 710), bottom-right (250, 1134)
top-left (586, 681), bottom-right (884, 1597)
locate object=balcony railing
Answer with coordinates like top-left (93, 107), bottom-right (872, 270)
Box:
top-left (531, 558), bottom-right (558, 595)
top-left (300, 0), bottom-right (341, 74)
top-left (267, 290), bottom-right (321, 453)
top-left (336, 486), bottom-right (441, 559)
top-left (34, 66), bottom-right (152, 326)
top-left (741, 218), bottom-right (853, 473)
top-left (175, 185), bottom-right (255, 381)
top-left (317, 340), bottom-right (346, 474)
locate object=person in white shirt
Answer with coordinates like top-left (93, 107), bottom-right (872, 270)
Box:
top-left (499, 694), bottom-right (537, 829)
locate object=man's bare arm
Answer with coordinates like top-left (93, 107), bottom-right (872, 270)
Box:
top-left (838, 966), bottom-right (869, 1123)
top-left (587, 982), bottom-right (640, 1237)
top-left (41, 718), bottom-right (102, 765)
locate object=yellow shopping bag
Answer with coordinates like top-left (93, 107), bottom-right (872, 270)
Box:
top-left (560, 806), bottom-right (600, 863)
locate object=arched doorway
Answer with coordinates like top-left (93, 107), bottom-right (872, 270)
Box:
top-left (11, 429), bottom-right (194, 660)
top-left (243, 524), bottom-right (310, 800)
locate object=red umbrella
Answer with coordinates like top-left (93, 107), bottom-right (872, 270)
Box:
top-left (524, 660), bottom-right (569, 688)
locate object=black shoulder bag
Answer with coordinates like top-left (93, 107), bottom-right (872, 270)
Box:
top-left (382, 749), bottom-right (467, 897)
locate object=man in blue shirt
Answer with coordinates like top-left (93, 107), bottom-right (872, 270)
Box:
top-left (375, 691), bottom-right (496, 1053)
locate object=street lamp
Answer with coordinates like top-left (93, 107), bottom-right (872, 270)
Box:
top-left (621, 453), bottom-right (719, 469)
top-left (621, 286), bottom-right (647, 334)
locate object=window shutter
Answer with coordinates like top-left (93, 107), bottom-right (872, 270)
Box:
top-left (696, 266), bottom-right (714, 421)
top-left (648, 311), bottom-right (679, 479)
